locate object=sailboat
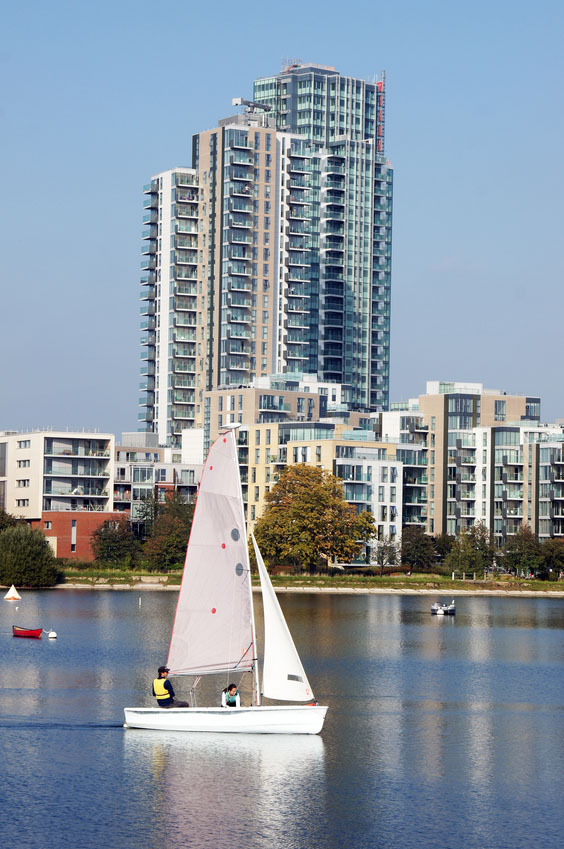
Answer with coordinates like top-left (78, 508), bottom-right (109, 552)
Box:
top-left (124, 428), bottom-right (328, 734)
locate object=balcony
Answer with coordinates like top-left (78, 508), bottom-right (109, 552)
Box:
top-left (229, 152), bottom-right (253, 165)
top-left (227, 262), bottom-right (252, 277)
top-left (176, 268), bottom-right (197, 281)
top-left (175, 235), bottom-right (198, 249)
top-left (176, 190), bottom-right (198, 203)
top-left (287, 252), bottom-right (310, 267)
top-left (230, 137), bottom-right (252, 150)
top-left (288, 191), bottom-right (314, 205)
top-left (227, 358), bottom-right (251, 371)
top-left (43, 486), bottom-right (108, 497)
top-left (322, 191), bottom-right (345, 206)
top-left (229, 278), bottom-right (252, 292)
top-left (175, 283), bottom-right (197, 296)
top-left (324, 205), bottom-right (345, 218)
top-left (175, 173), bottom-right (197, 187)
top-left (176, 204), bottom-right (198, 218)
top-left (230, 184), bottom-right (252, 198)
top-left (228, 293), bottom-right (251, 308)
top-left (326, 162), bottom-right (345, 175)
top-left (229, 214), bottom-right (252, 229)
top-left (229, 167), bottom-right (253, 182)
top-left (173, 375), bottom-right (195, 388)
top-left (227, 230), bottom-right (252, 245)
top-left (229, 197), bottom-right (253, 213)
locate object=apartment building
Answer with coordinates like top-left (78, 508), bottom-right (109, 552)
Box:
top-left (235, 421), bottom-right (402, 548)
top-left (416, 381), bottom-right (540, 536)
top-left (113, 432), bottom-right (202, 529)
top-left (0, 429), bottom-right (118, 559)
top-left (385, 382), bottom-right (550, 544)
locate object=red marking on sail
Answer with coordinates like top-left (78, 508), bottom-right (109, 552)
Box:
top-left (211, 608), bottom-right (216, 614)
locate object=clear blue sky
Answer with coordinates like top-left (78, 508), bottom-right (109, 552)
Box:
top-left (2, 0), bottom-right (563, 434)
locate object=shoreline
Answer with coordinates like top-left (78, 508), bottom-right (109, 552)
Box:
top-left (55, 582), bottom-right (564, 598)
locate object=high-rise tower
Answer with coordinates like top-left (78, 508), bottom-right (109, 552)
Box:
top-left (138, 63), bottom-right (393, 443)
top-left (254, 62), bottom-right (392, 410)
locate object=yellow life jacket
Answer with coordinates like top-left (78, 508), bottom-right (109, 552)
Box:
top-left (153, 677), bottom-right (171, 701)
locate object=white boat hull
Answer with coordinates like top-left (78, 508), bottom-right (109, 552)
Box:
top-left (124, 704), bottom-right (328, 735)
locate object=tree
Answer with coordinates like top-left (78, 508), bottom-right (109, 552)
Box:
top-left (434, 533), bottom-right (455, 563)
top-left (502, 525), bottom-right (542, 576)
top-left (136, 489), bottom-right (195, 540)
top-left (91, 516), bottom-right (140, 567)
top-left (401, 526), bottom-right (435, 571)
top-left (445, 523), bottom-right (495, 577)
top-left (0, 509), bottom-right (19, 532)
top-left (144, 514), bottom-right (190, 572)
top-left (539, 537), bottom-right (564, 580)
top-left (371, 535), bottom-right (398, 576)
top-left (142, 490), bottom-right (195, 572)
top-left (254, 464), bottom-right (375, 573)
top-left (0, 525), bottom-right (59, 587)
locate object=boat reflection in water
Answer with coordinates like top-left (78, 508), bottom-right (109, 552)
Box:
top-left (123, 729), bottom-right (325, 844)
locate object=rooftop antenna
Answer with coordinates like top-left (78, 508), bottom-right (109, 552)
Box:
top-left (281, 57), bottom-right (302, 72)
top-left (232, 97), bottom-right (272, 113)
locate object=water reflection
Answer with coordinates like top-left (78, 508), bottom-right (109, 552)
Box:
top-left (123, 731), bottom-right (325, 848)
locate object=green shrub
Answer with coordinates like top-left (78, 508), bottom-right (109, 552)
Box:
top-left (0, 526), bottom-right (60, 587)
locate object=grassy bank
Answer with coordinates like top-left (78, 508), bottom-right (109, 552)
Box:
top-left (58, 567), bottom-right (564, 594)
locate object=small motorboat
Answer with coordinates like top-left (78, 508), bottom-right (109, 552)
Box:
top-left (431, 600), bottom-right (456, 616)
top-left (12, 625), bottom-right (43, 639)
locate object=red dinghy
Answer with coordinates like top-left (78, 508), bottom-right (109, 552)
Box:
top-left (12, 625), bottom-right (43, 639)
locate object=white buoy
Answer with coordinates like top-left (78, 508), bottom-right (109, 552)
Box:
top-left (48, 630), bottom-right (57, 639)
top-left (4, 585), bottom-right (21, 601)
top-left (138, 597), bottom-right (142, 607)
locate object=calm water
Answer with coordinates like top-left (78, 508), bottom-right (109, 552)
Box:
top-left (1, 590), bottom-right (563, 849)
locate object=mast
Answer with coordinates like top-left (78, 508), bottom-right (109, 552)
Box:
top-left (231, 426), bottom-right (261, 707)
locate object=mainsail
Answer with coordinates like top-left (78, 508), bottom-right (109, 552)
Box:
top-left (252, 534), bottom-right (314, 702)
top-left (167, 431), bottom-right (255, 676)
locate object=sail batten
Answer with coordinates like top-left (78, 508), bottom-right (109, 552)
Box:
top-left (167, 432), bottom-right (255, 677)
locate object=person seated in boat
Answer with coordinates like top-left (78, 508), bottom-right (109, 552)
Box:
top-left (221, 684), bottom-right (240, 708)
top-left (152, 666), bottom-right (189, 708)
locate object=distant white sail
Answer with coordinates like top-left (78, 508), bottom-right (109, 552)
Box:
top-left (252, 534), bottom-right (314, 702)
top-left (167, 432), bottom-right (255, 676)
top-left (4, 585), bottom-right (21, 600)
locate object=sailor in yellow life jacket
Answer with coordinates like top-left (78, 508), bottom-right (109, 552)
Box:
top-left (152, 666), bottom-right (189, 708)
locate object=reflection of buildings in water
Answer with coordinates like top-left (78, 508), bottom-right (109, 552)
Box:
top-left (465, 598), bottom-right (494, 663)
top-left (465, 707), bottom-right (494, 791)
top-left (123, 729), bottom-right (325, 846)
